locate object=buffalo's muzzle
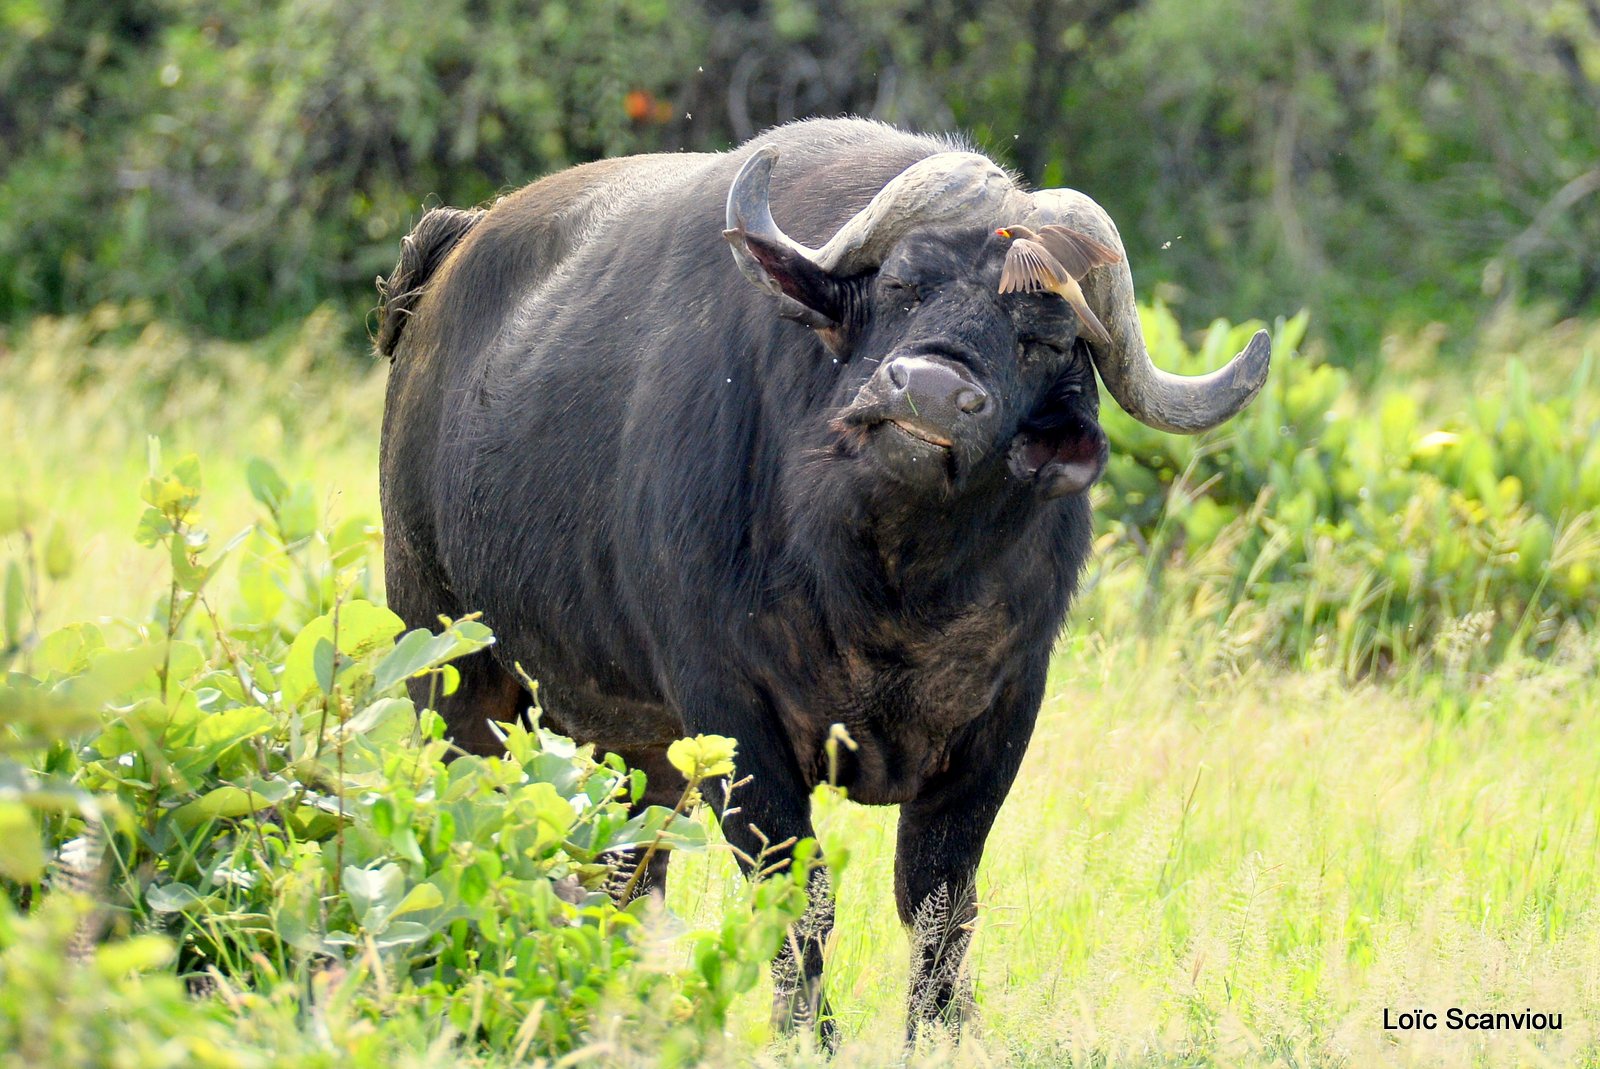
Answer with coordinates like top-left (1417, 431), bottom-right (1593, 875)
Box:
top-left (872, 355), bottom-right (990, 448)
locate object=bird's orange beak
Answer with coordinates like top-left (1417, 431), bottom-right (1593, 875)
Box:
top-left (995, 227), bottom-right (1013, 239)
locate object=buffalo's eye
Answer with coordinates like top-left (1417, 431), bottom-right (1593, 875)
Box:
top-left (881, 276), bottom-right (924, 305)
top-left (1018, 334), bottom-right (1068, 359)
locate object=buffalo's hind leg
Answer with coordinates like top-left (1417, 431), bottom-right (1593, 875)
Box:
top-left (384, 531), bottom-right (524, 756)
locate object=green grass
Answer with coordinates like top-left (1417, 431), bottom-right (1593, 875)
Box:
top-left (656, 632), bottom-right (1600, 1068)
top-left (0, 305), bottom-right (386, 625)
top-left (4, 308), bottom-right (1600, 1067)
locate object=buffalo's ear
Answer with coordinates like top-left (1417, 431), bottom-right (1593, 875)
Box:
top-left (724, 226), bottom-right (849, 346)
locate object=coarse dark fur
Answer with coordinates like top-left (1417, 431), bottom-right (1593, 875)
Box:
top-left (377, 118), bottom-right (1109, 1042)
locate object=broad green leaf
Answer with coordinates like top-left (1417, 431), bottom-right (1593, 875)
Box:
top-left (510, 781), bottom-right (578, 849)
top-left (373, 920), bottom-right (434, 949)
top-left (34, 622), bottom-right (105, 676)
top-left (343, 697), bottom-right (415, 744)
top-left (191, 705), bottom-right (275, 749)
top-left (0, 803), bottom-right (45, 882)
top-left (390, 882), bottom-right (445, 919)
top-left (170, 532), bottom-right (206, 590)
top-left (146, 882), bottom-right (208, 913)
top-left (370, 622), bottom-right (495, 696)
top-left (529, 750), bottom-right (584, 796)
top-left (140, 453), bottom-right (202, 517)
top-left (369, 797), bottom-right (396, 836)
top-left (459, 862), bottom-right (489, 905)
top-left (281, 600), bottom-right (405, 704)
top-left (601, 807), bottom-right (708, 854)
top-left (42, 521), bottom-right (74, 580)
top-left (170, 785), bottom-right (278, 829)
top-left (344, 863), bottom-right (405, 929)
top-left (239, 776), bottom-right (294, 805)
top-left (245, 456), bottom-right (289, 512)
top-left (313, 637), bottom-right (336, 695)
top-left (133, 507), bottom-right (172, 547)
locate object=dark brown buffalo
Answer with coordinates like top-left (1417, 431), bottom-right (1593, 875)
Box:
top-left (376, 118), bottom-right (1269, 1042)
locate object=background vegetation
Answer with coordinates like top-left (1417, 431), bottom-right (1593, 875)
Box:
top-left (3, 0), bottom-right (1598, 355)
top-left (3, 0), bottom-right (1599, 1066)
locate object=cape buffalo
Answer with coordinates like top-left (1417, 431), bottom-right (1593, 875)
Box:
top-left (375, 118), bottom-right (1270, 1041)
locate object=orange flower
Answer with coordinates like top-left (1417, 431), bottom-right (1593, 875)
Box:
top-left (624, 90), bottom-right (654, 122)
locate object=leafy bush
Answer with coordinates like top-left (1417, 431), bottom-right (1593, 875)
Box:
top-left (0, 449), bottom-right (817, 1066)
top-left (4, 1), bottom-right (1596, 354)
top-left (1094, 307), bottom-right (1600, 674)
top-left (0, 0), bottom-right (702, 336)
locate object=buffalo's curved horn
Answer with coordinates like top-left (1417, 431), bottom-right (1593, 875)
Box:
top-left (725, 145), bottom-right (1024, 291)
top-left (1026, 189), bottom-right (1270, 433)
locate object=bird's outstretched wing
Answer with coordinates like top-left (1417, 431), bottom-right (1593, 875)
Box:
top-left (999, 239), bottom-right (1066, 295)
top-left (1035, 225), bottom-right (1122, 280)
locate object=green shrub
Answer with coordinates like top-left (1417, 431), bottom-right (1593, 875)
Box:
top-left (1095, 306), bottom-right (1600, 675)
top-left (0, 0), bottom-right (703, 336)
top-left (0, 449), bottom-right (817, 1066)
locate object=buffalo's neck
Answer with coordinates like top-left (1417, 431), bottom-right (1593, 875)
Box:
top-left (781, 474), bottom-right (1061, 648)
top-left (760, 492), bottom-right (1079, 804)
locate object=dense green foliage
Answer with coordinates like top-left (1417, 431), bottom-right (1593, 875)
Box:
top-left (1098, 308), bottom-right (1600, 674)
top-left (4, 0), bottom-right (1597, 355)
top-left (1, 449), bottom-right (815, 1066)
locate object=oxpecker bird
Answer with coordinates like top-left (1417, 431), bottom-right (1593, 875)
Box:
top-left (996, 224), bottom-right (1122, 346)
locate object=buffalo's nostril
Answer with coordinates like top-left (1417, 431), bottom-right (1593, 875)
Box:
top-left (956, 388), bottom-right (987, 414)
top-left (887, 360), bottom-right (910, 390)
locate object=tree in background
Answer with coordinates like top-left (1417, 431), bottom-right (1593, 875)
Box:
top-left (1, 0), bottom-right (1595, 360)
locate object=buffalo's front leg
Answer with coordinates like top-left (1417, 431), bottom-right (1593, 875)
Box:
top-left (765, 866), bottom-right (834, 1040)
top-left (895, 797), bottom-right (983, 1029)
top-left (689, 691), bottom-right (836, 1046)
top-left (895, 674), bottom-right (1043, 1035)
